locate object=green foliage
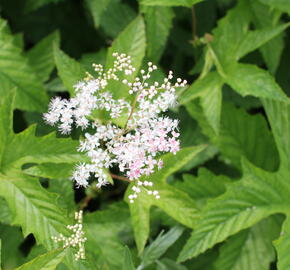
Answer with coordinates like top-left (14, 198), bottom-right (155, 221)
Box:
top-left (1, 0), bottom-right (290, 269)
top-left (15, 249), bottom-right (66, 270)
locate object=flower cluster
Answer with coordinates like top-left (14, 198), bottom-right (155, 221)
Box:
top-left (44, 53), bottom-right (186, 202)
top-left (52, 211), bottom-right (86, 260)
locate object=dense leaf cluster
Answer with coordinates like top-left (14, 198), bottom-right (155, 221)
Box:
top-left (0, 0), bottom-right (290, 269)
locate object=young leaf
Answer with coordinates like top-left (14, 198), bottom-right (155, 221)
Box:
top-left (53, 45), bottom-right (86, 96)
top-left (126, 146), bottom-right (205, 253)
top-left (27, 31), bottom-right (60, 83)
top-left (140, 226), bottom-right (184, 268)
top-left (122, 246), bottom-right (135, 270)
top-left (15, 249), bottom-right (66, 270)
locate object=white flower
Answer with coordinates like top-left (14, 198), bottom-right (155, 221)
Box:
top-left (52, 211), bottom-right (87, 261)
top-left (44, 53), bottom-right (186, 201)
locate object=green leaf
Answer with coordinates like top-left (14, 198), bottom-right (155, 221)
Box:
top-left (27, 31), bottom-right (60, 83)
top-left (213, 103), bottom-right (279, 171)
top-left (100, 0), bottom-right (137, 38)
top-left (140, 226), bottom-right (184, 268)
top-left (24, 0), bottom-right (64, 13)
top-left (225, 63), bottom-right (288, 101)
top-left (258, 0), bottom-right (290, 15)
top-left (15, 249), bottom-right (66, 270)
top-left (142, 6), bottom-right (174, 62)
top-left (85, 0), bottom-right (110, 27)
top-left (176, 168), bottom-right (228, 203)
top-left (0, 174), bottom-right (71, 250)
top-left (157, 258), bottom-right (188, 270)
top-left (211, 1), bottom-right (250, 65)
top-left (236, 23), bottom-right (289, 60)
top-left (0, 225), bottom-right (25, 269)
top-left (139, 0), bottom-right (203, 7)
top-left (178, 160), bottom-right (289, 262)
top-left (127, 146), bottom-right (205, 253)
top-left (249, 1), bottom-right (284, 74)
top-left (199, 77), bottom-right (223, 135)
top-left (0, 85), bottom-right (93, 270)
top-left (262, 99), bottom-right (290, 170)
top-left (53, 45), bottom-right (86, 96)
top-left (0, 19), bottom-right (48, 112)
top-left (84, 202), bottom-right (131, 270)
top-left (106, 16), bottom-right (146, 99)
top-left (275, 216), bottom-right (290, 270)
top-left (24, 163), bottom-right (73, 179)
top-left (213, 217), bottom-right (281, 270)
top-left (122, 246), bottom-right (135, 270)
top-left (0, 197), bottom-right (12, 224)
top-left (179, 72), bottom-right (223, 105)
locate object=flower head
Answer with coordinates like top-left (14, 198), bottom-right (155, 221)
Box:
top-left (44, 53), bottom-right (186, 201)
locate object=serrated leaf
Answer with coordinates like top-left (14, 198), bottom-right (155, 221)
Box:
top-left (139, 0), bottom-right (203, 7)
top-left (140, 226), bottom-right (184, 268)
top-left (0, 19), bottom-right (48, 112)
top-left (213, 103), bottom-right (279, 171)
top-left (142, 6), bottom-right (174, 62)
top-left (0, 173), bottom-right (71, 249)
top-left (126, 146), bottom-right (205, 253)
top-left (225, 63), bottom-right (288, 101)
top-left (106, 16), bottom-right (146, 99)
top-left (27, 31), bottom-right (60, 83)
top-left (176, 168), bottom-right (228, 203)
top-left (122, 246), bottom-right (135, 270)
top-left (15, 249), bottom-right (66, 270)
top-left (211, 1), bottom-right (250, 65)
top-left (236, 23), bottom-right (289, 60)
top-left (250, 1), bottom-right (284, 74)
top-left (0, 86), bottom-right (93, 270)
top-left (213, 217), bottom-right (282, 270)
top-left (178, 160), bottom-right (289, 262)
top-left (53, 45), bottom-right (86, 96)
